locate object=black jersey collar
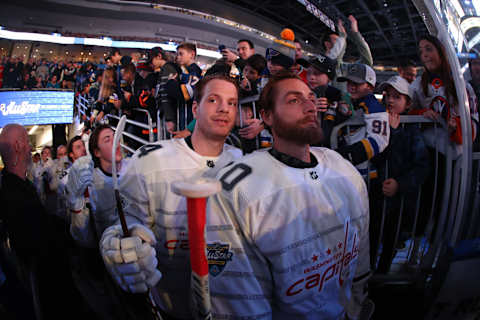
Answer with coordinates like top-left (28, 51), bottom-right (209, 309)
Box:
top-left (268, 148), bottom-right (318, 169)
top-left (184, 135), bottom-right (195, 151)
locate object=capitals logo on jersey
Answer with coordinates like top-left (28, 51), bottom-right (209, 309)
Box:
top-left (207, 242), bottom-right (233, 277)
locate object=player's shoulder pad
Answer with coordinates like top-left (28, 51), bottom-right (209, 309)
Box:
top-left (360, 94), bottom-right (385, 114)
top-left (136, 143), bottom-right (163, 159)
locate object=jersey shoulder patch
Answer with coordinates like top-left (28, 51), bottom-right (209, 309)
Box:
top-left (137, 143), bottom-right (163, 158)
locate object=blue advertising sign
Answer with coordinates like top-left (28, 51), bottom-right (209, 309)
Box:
top-left (0, 90), bottom-right (74, 128)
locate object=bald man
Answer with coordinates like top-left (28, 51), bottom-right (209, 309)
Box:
top-left (0, 124), bottom-right (79, 318)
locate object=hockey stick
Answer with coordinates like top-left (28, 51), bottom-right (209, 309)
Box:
top-left (112, 115), bottom-right (164, 320)
top-left (172, 178), bottom-right (221, 320)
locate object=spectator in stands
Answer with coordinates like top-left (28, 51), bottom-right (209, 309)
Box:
top-left (292, 39), bottom-right (309, 83)
top-left (165, 42), bottom-right (201, 132)
top-left (36, 59), bottom-right (50, 82)
top-left (222, 39), bottom-right (255, 74)
top-left (336, 63), bottom-right (390, 179)
top-left (265, 29), bottom-right (297, 78)
top-left (63, 61), bottom-right (76, 89)
top-left (397, 59), bottom-right (417, 84)
top-left (130, 51), bottom-right (142, 65)
top-left (410, 34), bottom-right (479, 145)
top-left (110, 48), bottom-right (123, 66)
top-left (89, 69), bottom-right (103, 101)
top-left (323, 15), bottom-right (373, 90)
top-left (148, 47), bottom-right (177, 135)
top-left (307, 54), bottom-right (352, 146)
top-left (468, 48), bottom-right (480, 102)
top-left (50, 61), bottom-right (64, 82)
top-left (3, 57), bottom-right (22, 88)
top-left (34, 76), bottom-right (44, 88)
top-left (46, 74), bottom-right (61, 88)
top-left (136, 58), bottom-right (152, 79)
top-left (370, 76), bottom-right (430, 272)
top-left (92, 66), bottom-right (121, 124)
top-left (22, 71), bottom-right (37, 89)
top-left (239, 53), bottom-right (266, 98)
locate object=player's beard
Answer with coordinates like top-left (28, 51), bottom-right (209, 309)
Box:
top-left (272, 112), bottom-right (323, 145)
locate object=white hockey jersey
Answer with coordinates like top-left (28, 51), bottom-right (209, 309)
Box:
top-left (70, 159), bottom-right (128, 248)
top-left (117, 138), bottom-right (242, 319)
top-left (206, 147), bottom-right (370, 320)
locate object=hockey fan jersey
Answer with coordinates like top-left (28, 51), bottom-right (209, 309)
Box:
top-left (206, 147), bottom-right (370, 320)
top-left (335, 94), bottom-right (389, 179)
top-left (409, 76), bottom-right (479, 144)
top-left (118, 138), bottom-right (242, 319)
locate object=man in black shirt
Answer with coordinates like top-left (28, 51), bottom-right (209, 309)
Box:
top-left (0, 124), bottom-right (86, 318)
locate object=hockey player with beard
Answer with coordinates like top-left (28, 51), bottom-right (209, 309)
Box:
top-left (100, 74), bottom-right (243, 319)
top-left (205, 71), bottom-right (372, 319)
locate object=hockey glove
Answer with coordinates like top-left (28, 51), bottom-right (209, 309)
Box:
top-left (66, 155), bottom-right (94, 211)
top-left (100, 224), bottom-right (162, 293)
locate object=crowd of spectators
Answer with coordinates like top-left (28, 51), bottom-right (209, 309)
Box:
top-left (1, 12), bottom-right (480, 320)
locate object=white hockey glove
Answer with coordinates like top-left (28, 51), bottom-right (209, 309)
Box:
top-left (66, 155), bottom-right (94, 211)
top-left (100, 224), bottom-right (162, 293)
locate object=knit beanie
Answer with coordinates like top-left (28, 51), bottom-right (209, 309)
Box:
top-left (266, 28), bottom-right (296, 69)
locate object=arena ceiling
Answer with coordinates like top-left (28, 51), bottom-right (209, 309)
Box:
top-left (151, 0), bottom-right (430, 65)
top-left (2, 0), bottom-right (430, 65)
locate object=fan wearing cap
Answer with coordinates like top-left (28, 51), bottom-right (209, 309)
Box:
top-left (265, 29), bottom-right (297, 78)
top-left (307, 54), bottom-right (353, 145)
top-left (335, 63), bottom-right (390, 179)
top-left (369, 76), bottom-right (430, 272)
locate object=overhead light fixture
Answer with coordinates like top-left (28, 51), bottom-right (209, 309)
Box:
top-left (28, 125), bottom-right (38, 135)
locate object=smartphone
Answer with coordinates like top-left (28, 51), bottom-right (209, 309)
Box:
top-left (218, 44), bottom-right (226, 52)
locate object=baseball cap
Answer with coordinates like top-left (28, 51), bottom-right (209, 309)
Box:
top-left (308, 54), bottom-right (337, 80)
top-left (337, 63), bottom-right (376, 87)
top-left (378, 75), bottom-right (412, 98)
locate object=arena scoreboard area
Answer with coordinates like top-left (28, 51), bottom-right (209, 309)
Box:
top-left (0, 90), bottom-right (74, 127)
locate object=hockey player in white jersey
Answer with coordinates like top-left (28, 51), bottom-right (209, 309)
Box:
top-left (100, 74), bottom-right (243, 318)
top-left (67, 124), bottom-right (129, 247)
top-left (206, 71), bottom-right (371, 319)
top-left (56, 136), bottom-right (87, 221)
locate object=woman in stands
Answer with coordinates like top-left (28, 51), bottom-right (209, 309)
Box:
top-left (91, 66), bottom-right (122, 125)
top-left (410, 34), bottom-right (478, 145)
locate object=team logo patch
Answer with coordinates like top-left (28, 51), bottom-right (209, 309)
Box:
top-left (206, 160), bottom-right (215, 168)
top-left (207, 242), bottom-right (233, 277)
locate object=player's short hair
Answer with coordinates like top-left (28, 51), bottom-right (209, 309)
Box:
top-left (67, 136), bottom-right (83, 163)
top-left (246, 54), bottom-right (267, 74)
top-left (89, 124), bottom-right (112, 168)
top-left (121, 63), bottom-right (136, 75)
top-left (193, 74), bottom-right (239, 103)
top-left (177, 43), bottom-right (197, 57)
top-left (259, 70), bottom-right (302, 113)
top-left (237, 39), bottom-right (254, 49)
